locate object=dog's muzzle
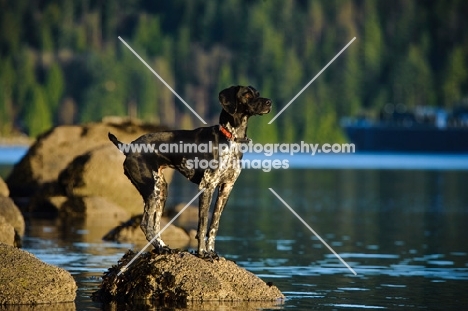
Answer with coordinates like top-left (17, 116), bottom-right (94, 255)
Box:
top-left (259, 99), bottom-right (272, 115)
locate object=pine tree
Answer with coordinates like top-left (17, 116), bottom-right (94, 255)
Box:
top-left (45, 62), bottom-right (65, 117)
top-left (0, 57), bottom-right (15, 134)
top-left (25, 85), bottom-right (53, 137)
top-left (443, 47), bottom-right (467, 106)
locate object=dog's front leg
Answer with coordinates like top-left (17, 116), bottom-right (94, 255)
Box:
top-left (196, 186), bottom-right (215, 255)
top-left (206, 183), bottom-right (234, 252)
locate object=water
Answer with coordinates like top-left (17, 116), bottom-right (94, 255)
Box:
top-left (2, 148), bottom-right (468, 310)
top-left (0, 145), bottom-right (28, 165)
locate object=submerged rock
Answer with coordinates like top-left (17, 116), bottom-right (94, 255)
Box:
top-left (0, 243), bottom-right (77, 305)
top-left (93, 250), bottom-right (284, 303)
top-left (102, 214), bottom-right (191, 249)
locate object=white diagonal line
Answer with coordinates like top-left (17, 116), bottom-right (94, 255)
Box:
top-left (117, 188), bottom-right (205, 276)
top-left (268, 188), bottom-right (357, 275)
top-left (118, 36), bottom-right (207, 125)
top-left (268, 37), bottom-right (356, 124)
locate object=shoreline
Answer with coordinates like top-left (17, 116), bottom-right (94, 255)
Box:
top-left (0, 136), bottom-right (33, 146)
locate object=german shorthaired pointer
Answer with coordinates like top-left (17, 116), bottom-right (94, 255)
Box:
top-left (108, 86), bottom-right (272, 256)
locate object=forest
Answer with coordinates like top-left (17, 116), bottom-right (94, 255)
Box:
top-left (0, 0), bottom-right (467, 143)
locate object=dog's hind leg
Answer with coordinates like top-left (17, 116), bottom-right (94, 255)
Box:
top-left (153, 168), bottom-right (168, 249)
top-left (141, 169), bottom-right (168, 251)
top-left (206, 183), bottom-right (234, 252)
top-left (123, 156), bottom-right (168, 251)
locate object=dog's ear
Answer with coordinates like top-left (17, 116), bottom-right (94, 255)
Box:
top-left (219, 86), bottom-right (240, 115)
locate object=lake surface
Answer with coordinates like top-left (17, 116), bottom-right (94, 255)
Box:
top-left (1, 148), bottom-right (468, 310)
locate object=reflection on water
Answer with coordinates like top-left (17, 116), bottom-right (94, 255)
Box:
top-left (4, 167), bottom-right (468, 310)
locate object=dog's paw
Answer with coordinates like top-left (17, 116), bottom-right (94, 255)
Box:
top-left (152, 245), bottom-right (180, 255)
top-left (196, 250), bottom-right (220, 262)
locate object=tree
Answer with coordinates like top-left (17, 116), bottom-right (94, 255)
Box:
top-left (2, 0), bottom-right (468, 143)
top-left (391, 45), bottom-right (435, 108)
top-left (45, 62), bottom-right (65, 118)
top-left (443, 47), bottom-right (467, 106)
top-left (80, 51), bottom-right (126, 122)
top-left (134, 14), bottom-right (164, 57)
top-left (0, 57), bottom-right (15, 134)
top-left (25, 85), bottom-right (53, 137)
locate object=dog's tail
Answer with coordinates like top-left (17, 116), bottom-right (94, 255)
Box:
top-left (108, 132), bottom-right (122, 147)
top-left (108, 132), bottom-right (128, 154)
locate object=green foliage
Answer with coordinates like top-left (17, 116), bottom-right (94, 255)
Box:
top-left (0, 0), bottom-right (467, 143)
top-left (134, 14), bottom-right (164, 57)
top-left (443, 47), bottom-right (467, 107)
top-left (80, 51), bottom-right (127, 122)
top-left (25, 85), bottom-right (53, 137)
top-left (45, 63), bottom-right (65, 116)
top-left (0, 57), bottom-right (16, 135)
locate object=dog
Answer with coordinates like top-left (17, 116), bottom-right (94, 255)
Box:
top-left (109, 85), bottom-right (272, 256)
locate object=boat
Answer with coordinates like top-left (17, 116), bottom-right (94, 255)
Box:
top-left (341, 105), bottom-right (468, 153)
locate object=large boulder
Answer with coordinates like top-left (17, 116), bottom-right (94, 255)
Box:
top-left (6, 118), bottom-right (170, 198)
top-left (0, 243), bottom-right (77, 304)
top-left (0, 196), bottom-right (25, 245)
top-left (0, 216), bottom-right (15, 246)
top-left (58, 196), bottom-right (130, 220)
top-left (0, 177), bottom-right (9, 197)
top-left (58, 145), bottom-right (173, 216)
top-left (92, 250), bottom-right (284, 303)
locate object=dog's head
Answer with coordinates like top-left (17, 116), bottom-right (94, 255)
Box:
top-left (219, 86), bottom-right (272, 117)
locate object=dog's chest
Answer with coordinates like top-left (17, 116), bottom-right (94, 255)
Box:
top-left (199, 142), bottom-right (242, 188)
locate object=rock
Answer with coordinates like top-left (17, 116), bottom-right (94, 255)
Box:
top-left (0, 177), bottom-right (9, 197)
top-left (169, 202), bottom-right (200, 231)
top-left (183, 300), bottom-right (285, 310)
top-left (6, 118), bottom-right (170, 198)
top-left (0, 216), bottom-right (15, 246)
top-left (0, 188), bottom-right (25, 249)
top-left (92, 250), bottom-right (284, 303)
top-left (58, 196), bottom-right (131, 242)
top-left (103, 214), bottom-right (191, 249)
top-left (0, 197), bottom-right (25, 242)
top-left (58, 145), bottom-right (172, 216)
top-left (0, 302), bottom-right (76, 311)
top-left (0, 243), bottom-right (77, 304)
top-left (30, 196), bottom-right (69, 217)
top-left (21, 196), bottom-right (67, 218)
top-left (59, 196), bottom-right (130, 220)
top-left (48, 196), bottom-right (68, 209)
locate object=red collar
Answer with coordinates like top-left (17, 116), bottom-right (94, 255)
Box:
top-left (219, 125), bottom-right (234, 140)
